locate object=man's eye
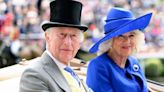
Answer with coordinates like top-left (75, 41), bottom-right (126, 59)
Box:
top-left (59, 33), bottom-right (65, 38)
top-left (60, 33), bottom-right (65, 35)
top-left (71, 34), bottom-right (76, 37)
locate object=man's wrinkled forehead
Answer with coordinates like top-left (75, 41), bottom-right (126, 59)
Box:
top-left (47, 27), bottom-right (81, 33)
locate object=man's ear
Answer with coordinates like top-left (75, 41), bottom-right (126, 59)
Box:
top-left (45, 32), bottom-right (49, 42)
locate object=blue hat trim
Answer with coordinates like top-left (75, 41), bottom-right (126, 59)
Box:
top-left (104, 18), bottom-right (134, 34)
top-left (89, 13), bottom-right (152, 53)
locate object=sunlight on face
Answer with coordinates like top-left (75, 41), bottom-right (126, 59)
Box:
top-left (111, 31), bottom-right (136, 57)
top-left (45, 27), bottom-right (83, 65)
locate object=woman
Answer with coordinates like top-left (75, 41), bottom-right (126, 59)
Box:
top-left (86, 7), bottom-right (152, 92)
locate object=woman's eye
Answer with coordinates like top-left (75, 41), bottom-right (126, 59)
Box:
top-left (129, 34), bottom-right (135, 37)
top-left (118, 35), bottom-right (124, 38)
top-left (118, 35), bottom-right (123, 37)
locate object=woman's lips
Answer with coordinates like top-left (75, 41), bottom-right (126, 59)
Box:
top-left (122, 46), bottom-right (131, 49)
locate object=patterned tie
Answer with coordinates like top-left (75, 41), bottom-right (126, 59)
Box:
top-left (64, 66), bottom-right (81, 86)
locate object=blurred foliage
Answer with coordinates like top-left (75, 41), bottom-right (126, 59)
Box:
top-left (148, 77), bottom-right (164, 83)
top-left (145, 58), bottom-right (163, 77)
top-left (161, 66), bottom-right (164, 76)
top-left (161, 59), bottom-right (164, 76)
top-left (161, 59), bottom-right (164, 65)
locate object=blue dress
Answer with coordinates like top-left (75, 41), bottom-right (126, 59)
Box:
top-left (86, 53), bottom-right (148, 92)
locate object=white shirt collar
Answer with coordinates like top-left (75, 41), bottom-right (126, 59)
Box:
top-left (46, 50), bottom-right (67, 70)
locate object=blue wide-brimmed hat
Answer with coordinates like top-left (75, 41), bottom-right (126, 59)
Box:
top-left (89, 7), bottom-right (152, 53)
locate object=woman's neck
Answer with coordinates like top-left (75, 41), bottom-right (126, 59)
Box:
top-left (107, 50), bottom-right (128, 68)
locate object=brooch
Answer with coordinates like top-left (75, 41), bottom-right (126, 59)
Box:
top-left (133, 64), bottom-right (139, 72)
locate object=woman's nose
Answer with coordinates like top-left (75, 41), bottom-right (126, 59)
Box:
top-left (123, 36), bottom-right (131, 43)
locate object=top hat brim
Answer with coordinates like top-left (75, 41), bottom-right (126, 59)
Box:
top-left (89, 13), bottom-right (152, 53)
top-left (41, 21), bottom-right (88, 32)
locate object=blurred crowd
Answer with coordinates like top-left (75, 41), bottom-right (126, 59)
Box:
top-left (0, 0), bottom-right (164, 67)
top-left (80, 0), bottom-right (164, 52)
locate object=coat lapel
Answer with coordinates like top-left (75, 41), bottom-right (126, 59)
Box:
top-left (127, 57), bottom-right (146, 91)
top-left (41, 52), bottom-right (71, 92)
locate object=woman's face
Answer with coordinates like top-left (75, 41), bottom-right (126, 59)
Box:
top-left (111, 31), bottom-right (136, 57)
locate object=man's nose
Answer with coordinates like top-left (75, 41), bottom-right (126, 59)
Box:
top-left (63, 35), bottom-right (72, 45)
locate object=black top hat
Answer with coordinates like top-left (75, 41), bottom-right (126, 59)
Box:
top-left (41, 0), bottom-right (88, 32)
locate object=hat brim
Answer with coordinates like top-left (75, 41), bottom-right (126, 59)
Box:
top-left (41, 21), bottom-right (88, 32)
top-left (89, 13), bottom-right (152, 53)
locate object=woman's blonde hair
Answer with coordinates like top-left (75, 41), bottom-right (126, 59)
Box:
top-left (97, 30), bottom-right (145, 55)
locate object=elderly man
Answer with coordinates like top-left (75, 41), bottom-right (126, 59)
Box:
top-left (19, 0), bottom-right (92, 92)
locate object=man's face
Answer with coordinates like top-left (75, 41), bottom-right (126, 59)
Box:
top-left (45, 27), bottom-right (82, 65)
